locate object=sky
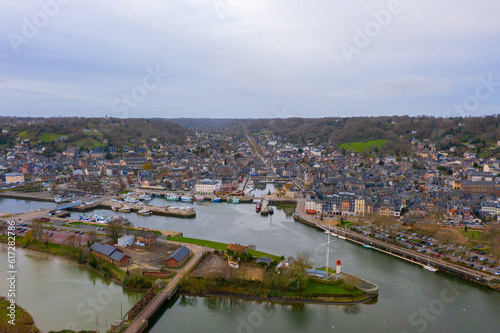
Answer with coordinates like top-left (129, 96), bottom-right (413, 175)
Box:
top-left (1, 0), bottom-right (499, 119)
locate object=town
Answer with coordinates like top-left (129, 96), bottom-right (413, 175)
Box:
top-left (0, 116), bottom-right (499, 332)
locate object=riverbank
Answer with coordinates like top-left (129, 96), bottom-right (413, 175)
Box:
top-left (0, 297), bottom-right (40, 333)
top-left (0, 236), bottom-right (154, 292)
top-left (292, 213), bottom-right (500, 291)
top-left (179, 276), bottom-right (375, 305)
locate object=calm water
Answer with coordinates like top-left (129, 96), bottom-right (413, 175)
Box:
top-left (1, 198), bottom-right (499, 332)
top-left (0, 245), bottom-right (141, 333)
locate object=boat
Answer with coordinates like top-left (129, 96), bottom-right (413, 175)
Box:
top-left (138, 208), bottom-right (152, 216)
top-left (337, 227), bottom-right (346, 239)
top-left (166, 193), bottom-right (179, 201)
top-left (269, 207), bottom-right (274, 215)
top-left (119, 206), bottom-right (131, 212)
top-left (423, 253), bottom-right (438, 272)
top-left (362, 244), bottom-right (372, 249)
top-left (232, 198), bottom-right (240, 204)
top-left (194, 195), bottom-right (205, 202)
top-left (255, 202), bottom-right (262, 213)
top-left (111, 205), bottom-right (120, 211)
top-left (252, 199), bottom-right (261, 204)
top-left (139, 194), bottom-right (152, 201)
top-left (212, 196), bottom-right (221, 202)
top-left (181, 195), bottom-right (193, 202)
top-left (124, 196), bottom-right (138, 204)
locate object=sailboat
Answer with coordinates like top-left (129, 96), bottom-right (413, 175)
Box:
top-left (337, 226), bottom-right (346, 240)
top-left (423, 253), bottom-right (438, 272)
top-left (362, 231), bottom-right (372, 249)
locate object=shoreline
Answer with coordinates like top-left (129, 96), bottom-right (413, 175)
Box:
top-left (0, 240), bottom-right (150, 293)
top-left (179, 291), bottom-right (374, 305)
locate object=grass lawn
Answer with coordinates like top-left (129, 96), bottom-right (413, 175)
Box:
top-left (285, 281), bottom-right (363, 297)
top-left (40, 133), bottom-right (63, 143)
top-left (461, 230), bottom-right (487, 241)
top-left (0, 298), bottom-right (40, 332)
top-left (168, 236), bottom-right (281, 260)
top-left (340, 139), bottom-right (387, 152)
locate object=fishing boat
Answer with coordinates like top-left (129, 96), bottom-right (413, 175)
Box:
top-left (194, 195), bottom-right (205, 202)
top-left (138, 208), bottom-right (152, 215)
top-left (124, 196), bottom-right (138, 204)
top-left (181, 195), bottom-right (193, 202)
top-left (423, 253), bottom-right (438, 272)
top-left (255, 202), bottom-right (262, 213)
top-left (139, 194), bottom-right (152, 201)
top-left (119, 206), bottom-right (131, 212)
top-left (166, 193), bottom-right (179, 201)
top-left (232, 198), bottom-right (240, 204)
top-left (111, 205), bottom-right (120, 211)
top-left (212, 196), bottom-right (221, 202)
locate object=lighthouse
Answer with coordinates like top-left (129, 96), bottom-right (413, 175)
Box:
top-left (336, 259), bottom-right (342, 276)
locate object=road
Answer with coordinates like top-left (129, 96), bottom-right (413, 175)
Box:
top-left (124, 243), bottom-right (207, 333)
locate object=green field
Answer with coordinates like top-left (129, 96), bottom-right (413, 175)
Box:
top-left (340, 139), bottom-right (387, 152)
top-left (73, 138), bottom-right (106, 149)
top-left (40, 133), bottom-right (63, 142)
top-left (168, 236), bottom-right (281, 260)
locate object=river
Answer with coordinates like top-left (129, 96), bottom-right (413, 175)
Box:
top-left (1, 197), bottom-right (499, 332)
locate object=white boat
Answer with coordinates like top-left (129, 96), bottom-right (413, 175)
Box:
top-left (232, 198), bottom-right (240, 204)
top-left (194, 195), bottom-right (205, 202)
top-left (124, 196), bottom-right (138, 204)
top-left (338, 235), bottom-right (346, 240)
top-left (181, 195), bottom-right (193, 202)
top-left (139, 194), bottom-right (152, 201)
top-left (111, 205), bottom-right (120, 211)
top-left (167, 193), bottom-right (179, 201)
top-left (423, 253), bottom-right (438, 272)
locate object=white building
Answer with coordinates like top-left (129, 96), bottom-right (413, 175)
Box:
top-left (117, 235), bottom-right (134, 247)
top-left (195, 179), bottom-right (221, 194)
top-left (305, 200), bottom-right (323, 214)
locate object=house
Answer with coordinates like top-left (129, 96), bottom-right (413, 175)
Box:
top-left (90, 243), bottom-right (131, 266)
top-left (135, 230), bottom-right (157, 245)
top-left (227, 243), bottom-right (248, 254)
top-left (4, 172), bottom-right (24, 184)
top-left (255, 256), bottom-right (273, 266)
top-left (275, 256), bottom-right (295, 274)
top-left (166, 246), bottom-right (191, 267)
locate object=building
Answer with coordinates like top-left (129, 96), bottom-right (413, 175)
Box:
top-left (135, 230), bottom-right (157, 245)
top-left (195, 179), bottom-right (221, 194)
top-left (90, 243), bottom-right (131, 266)
top-left (227, 243), bottom-right (248, 254)
top-left (166, 246), bottom-right (191, 267)
top-left (4, 172), bottom-right (24, 184)
top-left (354, 198), bottom-right (365, 216)
top-left (305, 200), bottom-right (323, 214)
top-left (463, 181), bottom-right (495, 195)
top-left (117, 235), bottom-right (134, 247)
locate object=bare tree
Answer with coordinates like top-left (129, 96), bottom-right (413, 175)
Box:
top-left (107, 221), bottom-right (123, 244)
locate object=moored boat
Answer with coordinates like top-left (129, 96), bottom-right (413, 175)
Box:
top-left (166, 193), bottom-right (179, 201)
top-left (119, 206), bottom-right (131, 212)
top-left (212, 196), bottom-right (221, 202)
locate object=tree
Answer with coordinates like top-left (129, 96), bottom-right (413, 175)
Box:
top-left (105, 152), bottom-right (113, 159)
top-left (143, 163), bottom-right (153, 170)
top-left (87, 231), bottom-right (98, 246)
top-left (106, 221), bottom-right (123, 243)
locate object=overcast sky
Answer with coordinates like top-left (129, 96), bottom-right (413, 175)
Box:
top-left (1, 0), bottom-right (499, 119)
